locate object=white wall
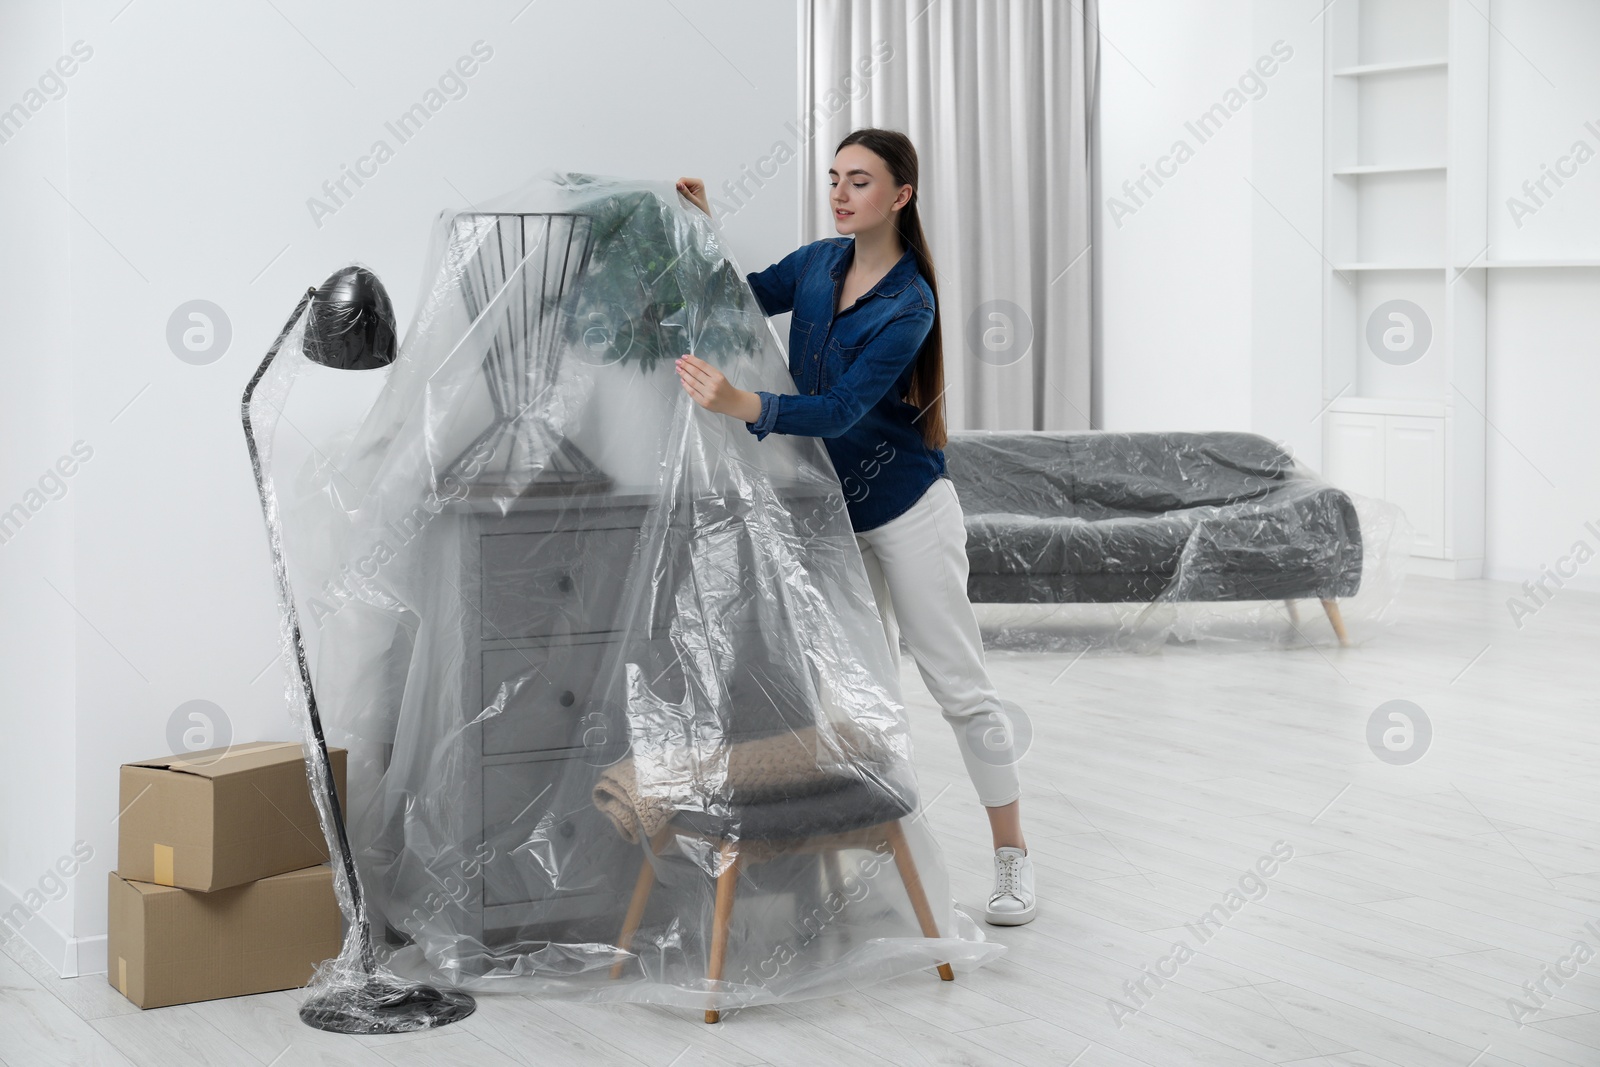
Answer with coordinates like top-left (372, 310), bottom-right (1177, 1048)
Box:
top-left (0, 0), bottom-right (82, 973)
top-left (1481, 0), bottom-right (1600, 591)
top-left (1098, 0), bottom-right (1328, 445)
top-left (1096, 0), bottom-right (1257, 432)
top-left (0, 0), bottom-right (799, 977)
top-left (1249, 0), bottom-right (1326, 467)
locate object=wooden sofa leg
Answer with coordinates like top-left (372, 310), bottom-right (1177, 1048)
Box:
top-left (1320, 598), bottom-right (1350, 647)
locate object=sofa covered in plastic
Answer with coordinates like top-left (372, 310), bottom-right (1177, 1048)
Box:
top-left (942, 430), bottom-right (1363, 643)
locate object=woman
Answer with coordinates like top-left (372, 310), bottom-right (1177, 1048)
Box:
top-left (672, 128), bottom-right (1036, 926)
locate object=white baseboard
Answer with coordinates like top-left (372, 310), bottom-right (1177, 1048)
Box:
top-left (1, 928), bottom-right (108, 981)
top-left (1485, 563), bottom-right (1600, 597)
top-left (0, 897), bottom-right (69, 978)
top-left (1406, 555), bottom-right (1484, 579)
top-left (0, 877), bottom-right (106, 979)
top-left (68, 933), bottom-right (107, 978)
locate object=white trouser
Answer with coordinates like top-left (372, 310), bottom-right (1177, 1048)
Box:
top-left (854, 476), bottom-right (1022, 807)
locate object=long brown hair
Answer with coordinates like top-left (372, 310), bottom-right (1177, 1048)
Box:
top-left (835, 128), bottom-right (947, 450)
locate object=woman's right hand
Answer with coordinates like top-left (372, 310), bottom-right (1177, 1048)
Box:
top-left (676, 177), bottom-right (710, 218)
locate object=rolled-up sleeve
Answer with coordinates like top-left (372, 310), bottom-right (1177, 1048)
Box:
top-left (745, 241), bottom-right (819, 317)
top-left (745, 390), bottom-right (781, 440)
top-left (744, 305), bottom-right (934, 441)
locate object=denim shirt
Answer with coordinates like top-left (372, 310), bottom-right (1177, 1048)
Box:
top-left (744, 237), bottom-right (948, 532)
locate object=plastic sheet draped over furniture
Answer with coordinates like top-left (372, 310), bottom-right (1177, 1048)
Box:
top-left (943, 430), bottom-right (1410, 651)
top-left (249, 171), bottom-right (1003, 1019)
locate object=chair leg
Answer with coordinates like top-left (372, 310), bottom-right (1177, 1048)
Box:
top-left (882, 820), bottom-right (955, 982)
top-left (821, 849), bottom-right (844, 900)
top-left (1320, 597), bottom-right (1350, 647)
top-left (610, 839), bottom-right (661, 979)
top-left (1284, 599), bottom-right (1300, 626)
top-left (705, 840), bottom-right (742, 1023)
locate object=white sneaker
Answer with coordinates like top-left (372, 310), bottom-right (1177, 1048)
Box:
top-left (985, 846), bottom-right (1037, 925)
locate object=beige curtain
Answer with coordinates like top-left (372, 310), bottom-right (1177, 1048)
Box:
top-left (800, 0), bottom-right (1098, 430)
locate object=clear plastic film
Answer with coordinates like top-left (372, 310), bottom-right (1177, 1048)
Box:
top-left (247, 171), bottom-right (1004, 1022)
top-left (943, 430), bottom-right (1411, 653)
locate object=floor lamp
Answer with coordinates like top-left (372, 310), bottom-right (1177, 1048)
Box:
top-left (241, 265), bottom-right (477, 1034)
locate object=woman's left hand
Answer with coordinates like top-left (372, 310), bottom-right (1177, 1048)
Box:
top-left (676, 353), bottom-right (762, 422)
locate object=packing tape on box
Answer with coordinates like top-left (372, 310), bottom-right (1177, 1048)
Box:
top-left (117, 957), bottom-right (127, 997)
top-left (152, 844), bottom-right (174, 886)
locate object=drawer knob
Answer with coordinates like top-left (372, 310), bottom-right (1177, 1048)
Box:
top-left (559, 690), bottom-right (576, 707)
top-left (560, 820), bottom-right (575, 839)
top-left (556, 574), bottom-right (574, 593)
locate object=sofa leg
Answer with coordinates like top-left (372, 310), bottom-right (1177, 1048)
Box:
top-left (1130, 599), bottom-right (1160, 635)
top-left (1320, 598), bottom-right (1350, 647)
top-left (1284, 599), bottom-right (1300, 625)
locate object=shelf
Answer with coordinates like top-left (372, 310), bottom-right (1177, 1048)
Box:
top-left (1332, 163), bottom-right (1447, 176)
top-left (1480, 259), bottom-right (1600, 269)
top-left (1332, 58), bottom-right (1448, 77)
top-left (1332, 263), bottom-right (1445, 272)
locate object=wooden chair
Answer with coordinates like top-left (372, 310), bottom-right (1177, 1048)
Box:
top-left (606, 778), bottom-right (954, 1023)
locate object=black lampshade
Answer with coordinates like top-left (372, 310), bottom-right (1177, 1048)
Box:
top-left (303, 265), bottom-right (397, 370)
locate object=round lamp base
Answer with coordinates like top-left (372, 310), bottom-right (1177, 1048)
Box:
top-left (298, 977), bottom-right (476, 1035)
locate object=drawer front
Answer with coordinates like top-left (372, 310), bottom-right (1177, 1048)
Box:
top-left (481, 636), bottom-right (685, 758)
top-left (479, 527), bottom-right (641, 639)
top-left (481, 641), bottom-right (609, 756)
top-left (481, 758), bottom-right (635, 908)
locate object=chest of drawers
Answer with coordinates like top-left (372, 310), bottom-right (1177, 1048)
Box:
top-left (373, 480), bottom-right (846, 954)
top-left (458, 489), bottom-right (676, 945)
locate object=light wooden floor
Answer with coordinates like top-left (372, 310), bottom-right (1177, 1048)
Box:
top-left (4, 575), bottom-right (1598, 1066)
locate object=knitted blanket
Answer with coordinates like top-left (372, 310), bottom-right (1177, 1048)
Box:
top-left (592, 721), bottom-right (894, 845)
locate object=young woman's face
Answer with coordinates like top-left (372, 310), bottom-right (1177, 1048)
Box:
top-left (829, 145), bottom-right (911, 237)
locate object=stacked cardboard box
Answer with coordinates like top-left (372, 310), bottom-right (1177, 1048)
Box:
top-left (107, 741), bottom-right (348, 1009)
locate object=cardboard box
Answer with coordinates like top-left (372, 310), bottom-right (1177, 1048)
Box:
top-left (107, 865), bottom-right (343, 1009)
top-left (118, 741), bottom-right (346, 892)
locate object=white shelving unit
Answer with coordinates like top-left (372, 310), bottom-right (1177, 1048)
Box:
top-left (1321, 0), bottom-right (1487, 579)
